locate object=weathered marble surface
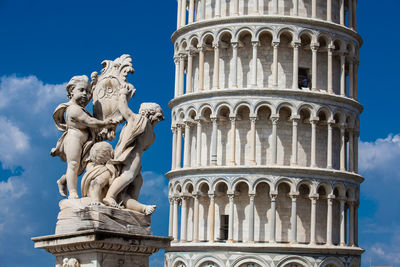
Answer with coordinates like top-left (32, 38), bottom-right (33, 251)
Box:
top-left (56, 198), bottom-right (151, 235)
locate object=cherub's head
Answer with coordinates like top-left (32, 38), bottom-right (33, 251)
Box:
top-left (66, 75), bottom-right (91, 107)
top-left (139, 103), bottom-right (165, 127)
top-left (89, 142), bottom-right (114, 165)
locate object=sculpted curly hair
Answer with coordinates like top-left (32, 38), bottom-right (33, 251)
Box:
top-left (66, 75), bottom-right (91, 99)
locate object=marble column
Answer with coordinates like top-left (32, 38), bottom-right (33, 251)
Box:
top-left (215, 0), bottom-right (221, 17)
top-left (179, 53), bottom-right (186, 96)
top-left (186, 50), bottom-right (194, 94)
top-left (327, 45), bottom-right (334, 94)
top-left (213, 42), bottom-right (220, 90)
top-left (211, 117), bottom-right (218, 166)
top-left (293, 0), bottom-right (299, 16)
top-left (340, 53), bottom-right (346, 96)
top-left (177, 0), bottom-right (182, 28)
top-left (183, 122), bottom-right (192, 168)
top-left (169, 197), bottom-right (174, 237)
top-left (339, 198), bottom-right (346, 246)
top-left (354, 130), bottom-right (359, 173)
top-left (193, 194), bottom-right (200, 242)
top-left (272, 42), bottom-right (280, 87)
top-left (230, 117), bottom-right (237, 166)
top-left (173, 197), bottom-right (179, 242)
top-left (291, 116), bottom-right (300, 166)
top-left (311, 44), bottom-right (319, 91)
top-left (290, 194), bottom-right (298, 244)
top-left (349, 201), bottom-right (355, 246)
top-left (232, 42), bottom-right (239, 88)
top-left (349, 128), bottom-right (354, 172)
top-left (348, 0), bottom-right (353, 29)
top-left (180, 196), bottom-right (188, 242)
top-left (349, 57), bottom-right (354, 99)
top-left (250, 116), bottom-right (257, 165)
top-left (327, 0), bottom-right (332, 21)
top-left (340, 124), bottom-right (346, 171)
top-left (188, 0), bottom-right (195, 23)
top-left (251, 41), bottom-right (258, 88)
top-left (249, 194), bottom-right (255, 243)
top-left (326, 194), bottom-right (334, 246)
top-left (355, 201), bottom-right (359, 246)
top-left (292, 42), bottom-right (301, 90)
top-left (270, 194), bottom-right (277, 243)
top-left (312, 0), bottom-right (317, 18)
top-left (310, 195), bottom-right (318, 245)
top-left (353, 0), bottom-right (358, 31)
top-left (234, 0), bottom-right (240, 16)
top-left (271, 116), bottom-right (279, 165)
top-left (310, 118), bottom-right (318, 168)
top-left (198, 45), bottom-right (205, 91)
top-left (176, 125), bottom-right (183, 169)
top-left (180, 0), bottom-right (187, 27)
top-left (208, 194), bottom-right (215, 243)
top-left (327, 121), bottom-right (333, 169)
top-left (273, 0), bottom-right (278, 14)
top-left (174, 56), bottom-right (180, 97)
top-left (171, 127), bottom-right (177, 170)
top-left (196, 119), bottom-right (202, 167)
top-left (354, 60), bottom-right (359, 100)
top-left (227, 194), bottom-right (235, 243)
top-left (252, 0), bottom-right (259, 14)
top-left (340, 0), bottom-right (345, 25)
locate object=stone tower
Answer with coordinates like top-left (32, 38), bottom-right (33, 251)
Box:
top-left (165, 0), bottom-right (363, 266)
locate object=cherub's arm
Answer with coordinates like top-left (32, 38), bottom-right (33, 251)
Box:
top-left (118, 94), bottom-right (135, 122)
top-left (69, 105), bottom-right (112, 128)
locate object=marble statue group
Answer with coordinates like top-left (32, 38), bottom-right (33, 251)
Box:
top-left (51, 54), bottom-right (164, 216)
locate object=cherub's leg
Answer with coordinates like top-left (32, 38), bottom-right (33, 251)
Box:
top-left (131, 173), bottom-right (143, 200)
top-left (64, 145), bottom-right (83, 199)
top-left (88, 172), bottom-right (110, 204)
top-left (123, 198), bottom-right (156, 215)
top-left (104, 153), bottom-right (141, 207)
top-left (57, 175), bottom-right (67, 197)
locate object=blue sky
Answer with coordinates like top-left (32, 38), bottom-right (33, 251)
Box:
top-left (0, 0), bottom-right (399, 266)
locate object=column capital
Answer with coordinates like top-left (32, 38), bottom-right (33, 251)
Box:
top-left (310, 117), bottom-right (319, 124)
top-left (272, 41), bottom-right (280, 48)
top-left (348, 199), bottom-right (356, 206)
top-left (210, 116), bottom-right (218, 123)
top-left (208, 193), bottom-right (215, 200)
top-left (327, 119), bottom-right (335, 126)
top-left (290, 115), bottom-right (301, 122)
top-left (251, 40), bottom-right (259, 47)
top-left (228, 193), bottom-right (235, 201)
top-left (192, 193), bottom-right (200, 199)
top-left (290, 193), bottom-right (300, 200)
top-left (339, 123), bottom-right (347, 130)
top-left (338, 197), bottom-right (347, 203)
top-left (197, 44), bottom-right (206, 52)
top-left (270, 115), bottom-right (279, 125)
top-left (327, 194), bottom-right (336, 200)
top-left (310, 194), bottom-right (319, 201)
top-left (291, 41), bottom-right (302, 49)
top-left (176, 122), bottom-right (185, 128)
top-left (328, 44), bottom-right (335, 51)
top-left (229, 116), bottom-right (237, 122)
top-left (231, 41), bottom-right (239, 48)
top-left (173, 55), bottom-right (180, 63)
top-left (249, 193), bottom-right (256, 200)
top-left (270, 193), bottom-right (278, 201)
top-left (212, 41), bottom-right (220, 49)
top-left (178, 52), bottom-right (187, 60)
top-left (311, 43), bottom-right (320, 51)
top-left (250, 116), bottom-right (257, 123)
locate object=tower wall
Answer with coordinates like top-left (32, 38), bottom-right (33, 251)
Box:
top-left (166, 0), bottom-right (363, 266)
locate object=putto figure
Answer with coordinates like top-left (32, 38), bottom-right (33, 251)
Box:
top-left (51, 54), bottom-right (163, 216)
top-left (51, 76), bottom-right (114, 199)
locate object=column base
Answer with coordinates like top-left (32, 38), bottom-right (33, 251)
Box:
top-left (32, 230), bottom-right (171, 267)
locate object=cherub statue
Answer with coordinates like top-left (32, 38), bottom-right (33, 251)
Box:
top-left (51, 75), bottom-right (114, 199)
top-left (102, 85), bottom-right (164, 215)
top-left (80, 142), bottom-right (117, 204)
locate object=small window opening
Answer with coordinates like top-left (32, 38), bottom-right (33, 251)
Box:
top-left (219, 215), bottom-right (229, 241)
top-left (298, 68), bottom-right (311, 89)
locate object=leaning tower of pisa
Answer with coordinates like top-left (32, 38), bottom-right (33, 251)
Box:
top-left (165, 0), bottom-right (363, 266)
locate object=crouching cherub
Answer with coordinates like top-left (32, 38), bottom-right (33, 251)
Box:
top-left (51, 75), bottom-right (115, 199)
top-left (81, 142), bottom-right (117, 205)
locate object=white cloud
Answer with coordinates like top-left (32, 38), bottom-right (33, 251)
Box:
top-left (0, 116), bottom-right (30, 168)
top-left (140, 171), bottom-right (169, 204)
top-left (359, 134), bottom-right (400, 266)
top-left (0, 75), bottom-right (66, 113)
top-left (359, 134), bottom-right (400, 177)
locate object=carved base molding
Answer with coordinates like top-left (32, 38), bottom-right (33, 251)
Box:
top-left (32, 230), bottom-right (171, 267)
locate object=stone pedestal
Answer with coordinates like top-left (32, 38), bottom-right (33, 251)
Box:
top-left (32, 230), bottom-right (170, 267)
top-left (32, 198), bottom-right (171, 267)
